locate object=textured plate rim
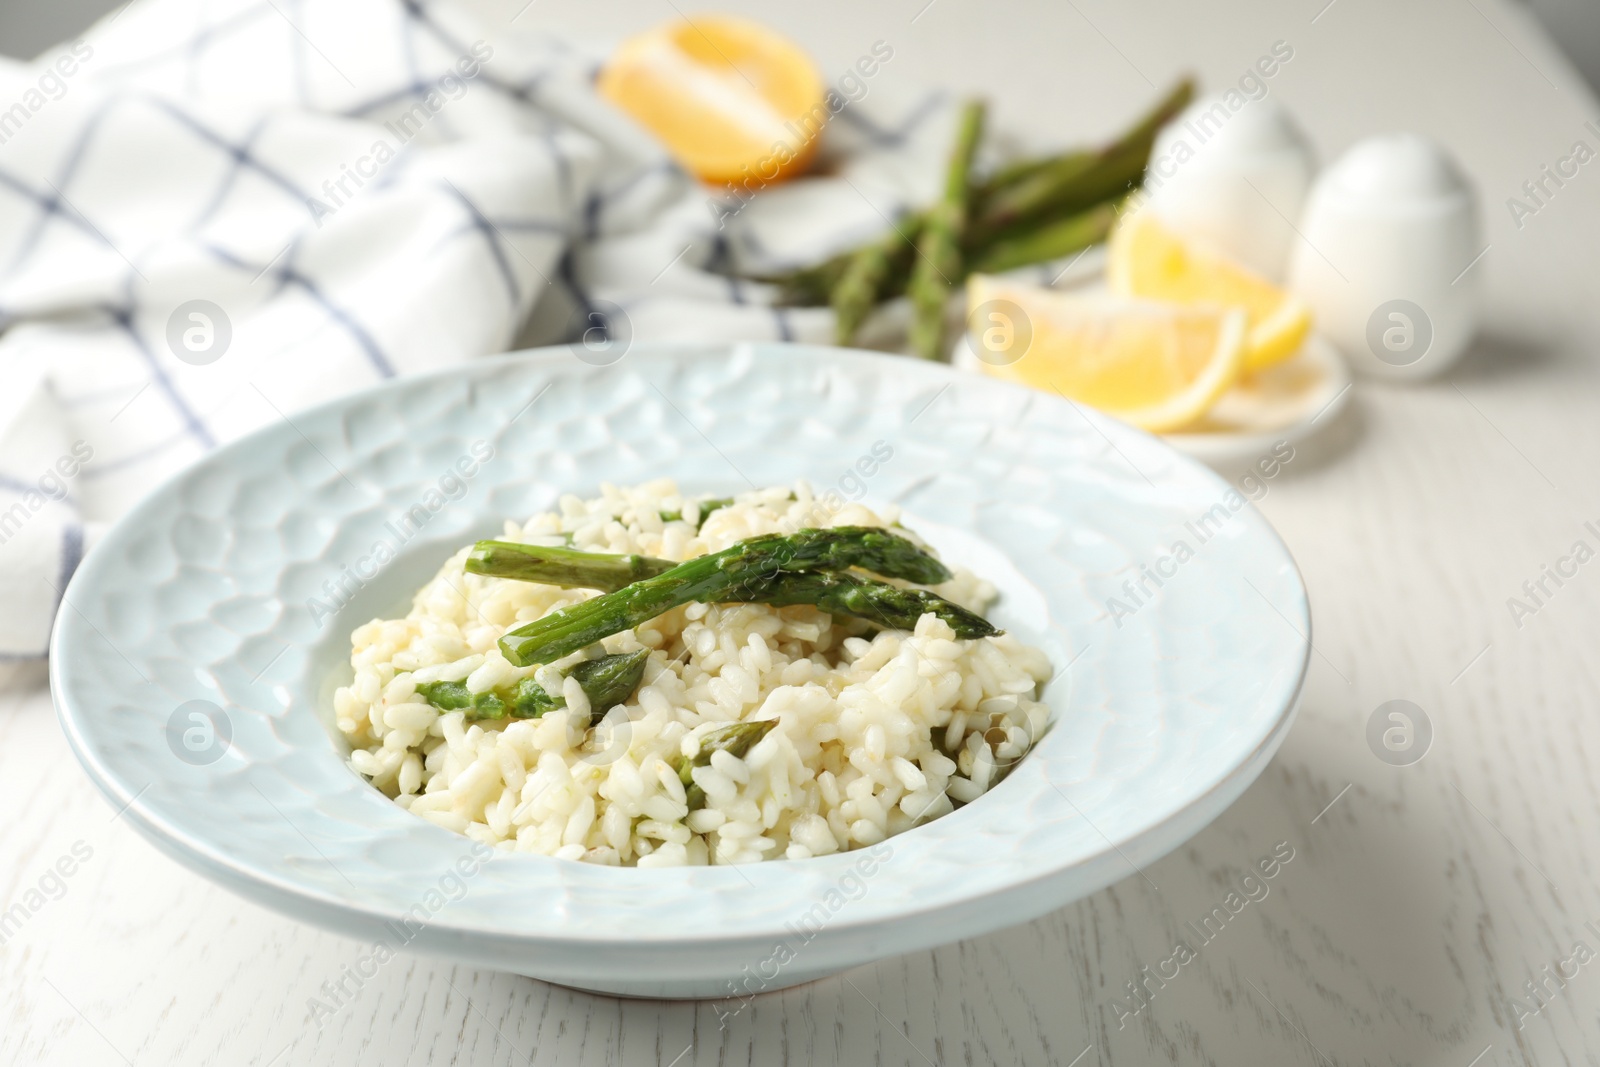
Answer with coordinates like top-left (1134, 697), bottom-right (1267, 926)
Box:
top-left (51, 341), bottom-right (1311, 952)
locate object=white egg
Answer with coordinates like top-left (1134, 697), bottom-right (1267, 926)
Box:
top-left (1287, 133), bottom-right (1481, 380)
top-left (1143, 94), bottom-right (1316, 281)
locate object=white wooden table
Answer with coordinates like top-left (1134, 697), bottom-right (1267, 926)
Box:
top-left (7, 0), bottom-right (1600, 1063)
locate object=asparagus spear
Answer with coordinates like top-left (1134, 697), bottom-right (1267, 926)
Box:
top-left (564, 651), bottom-right (652, 725)
top-left (770, 147), bottom-right (1087, 309)
top-left (501, 565), bottom-right (994, 667)
top-left (970, 78), bottom-right (1192, 242)
top-left (908, 98), bottom-right (986, 360)
top-left (725, 569), bottom-right (998, 638)
top-left (764, 140), bottom-right (1054, 309)
top-left (968, 199), bottom-right (1122, 275)
top-left (468, 541), bottom-right (671, 592)
top-left (675, 720), bottom-right (779, 810)
top-left (416, 678), bottom-right (541, 721)
top-left (766, 257), bottom-right (850, 307)
top-left (978, 151), bottom-right (1080, 193)
top-left (966, 150), bottom-right (1093, 234)
top-left (832, 227), bottom-right (919, 345)
top-left (414, 650), bottom-right (648, 724)
top-left (470, 501), bottom-right (733, 591)
top-left (467, 536), bottom-right (995, 646)
top-left (498, 527), bottom-right (959, 667)
top-left (471, 525), bottom-right (950, 593)
top-left (659, 496), bottom-right (734, 527)
top-left (473, 526), bottom-right (949, 593)
top-left (414, 680), bottom-right (493, 715)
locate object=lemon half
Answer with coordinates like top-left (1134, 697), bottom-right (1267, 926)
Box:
top-left (599, 16), bottom-right (826, 185)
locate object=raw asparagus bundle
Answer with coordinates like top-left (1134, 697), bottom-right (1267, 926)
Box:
top-left (415, 649), bottom-right (649, 724)
top-left (760, 78), bottom-right (1195, 349)
top-left (494, 527), bottom-right (995, 667)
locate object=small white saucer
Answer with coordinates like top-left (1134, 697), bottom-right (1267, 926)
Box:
top-left (1165, 334), bottom-right (1352, 466)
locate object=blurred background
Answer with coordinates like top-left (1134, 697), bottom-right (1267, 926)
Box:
top-left (7, 0), bottom-right (1600, 90)
top-left (6, 2), bottom-right (1600, 1065)
top-left (7, 0), bottom-right (1600, 89)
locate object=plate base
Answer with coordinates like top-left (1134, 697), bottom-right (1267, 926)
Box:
top-left (524, 964), bottom-right (844, 1001)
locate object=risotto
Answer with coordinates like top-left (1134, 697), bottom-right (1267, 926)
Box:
top-left (334, 481), bottom-right (1053, 866)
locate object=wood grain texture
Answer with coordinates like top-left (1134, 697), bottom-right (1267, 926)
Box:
top-left (7, 0), bottom-right (1600, 1063)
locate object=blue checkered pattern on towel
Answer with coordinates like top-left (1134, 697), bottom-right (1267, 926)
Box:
top-left (0, 0), bottom-right (957, 658)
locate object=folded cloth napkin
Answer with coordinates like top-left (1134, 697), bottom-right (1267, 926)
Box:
top-left (0, 0), bottom-right (958, 660)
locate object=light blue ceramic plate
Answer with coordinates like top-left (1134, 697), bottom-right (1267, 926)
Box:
top-left (51, 342), bottom-right (1309, 998)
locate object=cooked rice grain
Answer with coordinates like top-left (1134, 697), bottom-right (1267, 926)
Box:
top-left (335, 481), bottom-right (1052, 865)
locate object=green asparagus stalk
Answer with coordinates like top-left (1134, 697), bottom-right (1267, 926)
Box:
top-left (770, 150), bottom-right (1082, 309)
top-left (476, 522), bottom-right (946, 592)
top-left (966, 150), bottom-right (1093, 232)
top-left (467, 541), bottom-right (671, 592)
top-left (970, 78), bottom-right (1192, 242)
top-left (498, 527), bottom-right (957, 667)
top-left (469, 502), bottom-right (732, 590)
top-left (501, 564), bottom-right (993, 668)
top-left (764, 79), bottom-right (1190, 308)
top-left (968, 199), bottom-right (1122, 275)
top-left (413, 680), bottom-right (498, 717)
top-left (766, 257), bottom-right (850, 306)
top-left (908, 98), bottom-right (986, 360)
top-left (725, 569), bottom-right (998, 638)
top-left (414, 649), bottom-right (648, 724)
top-left (978, 151), bottom-right (1084, 193)
top-left (475, 527), bottom-right (949, 592)
top-left (675, 719), bottom-right (779, 810)
top-left (466, 537), bottom-right (995, 644)
top-left (659, 496), bottom-right (734, 527)
top-left (563, 650), bottom-right (652, 724)
top-left (765, 148), bottom-right (1050, 308)
top-left (832, 227), bottom-right (919, 345)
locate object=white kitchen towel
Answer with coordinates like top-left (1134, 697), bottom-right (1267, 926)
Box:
top-left (0, 0), bottom-right (957, 659)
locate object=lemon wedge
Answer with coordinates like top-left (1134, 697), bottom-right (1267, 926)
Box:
top-left (1107, 209), bottom-right (1311, 370)
top-left (599, 16), bottom-right (826, 185)
top-left (966, 275), bottom-right (1247, 433)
